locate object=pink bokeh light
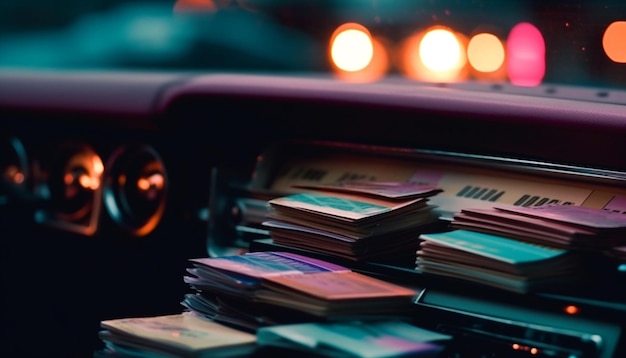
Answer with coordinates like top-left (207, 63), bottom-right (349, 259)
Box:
top-left (506, 22), bottom-right (545, 86)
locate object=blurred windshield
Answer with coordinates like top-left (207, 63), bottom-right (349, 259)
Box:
top-left (2, 1), bottom-right (626, 89)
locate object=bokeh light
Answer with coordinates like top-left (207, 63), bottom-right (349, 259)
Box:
top-left (396, 31), bottom-right (425, 80)
top-left (468, 33), bottom-right (505, 73)
top-left (506, 22), bottom-right (545, 86)
top-left (398, 27), bottom-right (468, 83)
top-left (564, 305), bottom-right (579, 315)
top-left (137, 173), bottom-right (165, 192)
top-left (603, 21), bottom-right (626, 63)
top-left (467, 32), bottom-right (507, 82)
top-left (173, 0), bottom-right (217, 13)
top-left (3, 165), bottom-right (25, 185)
top-left (78, 174), bottom-right (101, 191)
top-left (419, 28), bottom-right (463, 73)
top-left (330, 23), bottom-right (374, 72)
top-left (530, 347), bottom-right (539, 355)
top-left (333, 36), bottom-right (390, 83)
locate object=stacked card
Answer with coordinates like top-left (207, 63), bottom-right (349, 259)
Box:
top-left (451, 204), bottom-right (626, 251)
top-left (416, 229), bottom-right (583, 293)
top-left (97, 312), bottom-right (257, 358)
top-left (263, 181), bottom-right (443, 261)
top-left (182, 251), bottom-right (421, 331)
top-left (256, 319), bottom-right (451, 358)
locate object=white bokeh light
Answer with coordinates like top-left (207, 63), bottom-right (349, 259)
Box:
top-left (419, 29), bottom-right (462, 73)
top-left (331, 28), bottom-right (374, 72)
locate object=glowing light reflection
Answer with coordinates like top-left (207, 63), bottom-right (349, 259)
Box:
top-left (93, 156), bottom-right (104, 175)
top-left (79, 174), bottom-right (101, 191)
top-left (4, 165), bottom-right (25, 185)
top-left (137, 178), bottom-right (151, 191)
top-left (137, 173), bottom-right (165, 192)
top-left (12, 171), bottom-right (25, 185)
top-left (64, 172), bottom-right (74, 186)
top-left (63, 152), bottom-right (104, 191)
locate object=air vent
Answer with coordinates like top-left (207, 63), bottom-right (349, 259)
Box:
top-left (35, 143), bottom-right (103, 235)
top-left (103, 144), bottom-right (167, 237)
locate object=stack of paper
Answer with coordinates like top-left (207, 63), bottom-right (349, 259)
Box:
top-left (182, 251), bottom-right (420, 331)
top-left (257, 319), bottom-right (452, 358)
top-left (97, 312), bottom-right (257, 358)
top-left (416, 229), bottom-right (582, 293)
top-left (263, 181), bottom-right (443, 261)
top-left (451, 204), bottom-right (626, 251)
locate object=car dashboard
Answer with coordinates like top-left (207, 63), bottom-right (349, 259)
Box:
top-left (2, 69), bottom-right (626, 357)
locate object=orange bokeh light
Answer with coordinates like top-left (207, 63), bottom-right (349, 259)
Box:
top-left (137, 173), bottom-right (165, 192)
top-left (4, 165), bottom-right (25, 185)
top-left (530, 347), bottom-right (539, 355)
top-left (564, 305), bottom-right (579, 315)
top-left (603, 21), bottom-right (626, 63)
top-left (397, 27), bottom-right (468, 83)
top-left (467, 32), bottom-right (507, 82)
top-left (330, 23), bottom-right (389, 82)
top-left (137, 178), bottom-right (151, 192)
top-left (78, 174), bottom-right (100, 190)
top-left (333, 36), bottom-right (389, 83)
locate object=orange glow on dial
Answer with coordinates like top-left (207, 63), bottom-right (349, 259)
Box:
top-left (4, 165), bottom-right (25, 185)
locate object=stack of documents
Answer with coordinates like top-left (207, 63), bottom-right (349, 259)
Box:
top-left (97, 312), bottom-right (257, 358)
top-left (427, 204), bottom-right (626, 292)
top-left (263, 181), bottom-right (443, 262)
top-left (257, 319), bottom-right (452, 358)
top-left (451, 204), bottom-right (626, 251)
top-left (182, 251), bottom-right (420, 331)
top-left (416, 229), bottom-right (583, 293)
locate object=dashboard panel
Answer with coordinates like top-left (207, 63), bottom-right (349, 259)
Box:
top-left (2, 70), bottom-right (626, 356)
